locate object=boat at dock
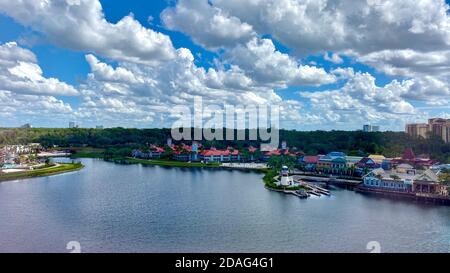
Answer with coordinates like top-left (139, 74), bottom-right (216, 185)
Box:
top-left (295, 189), bottom-right (309, 199)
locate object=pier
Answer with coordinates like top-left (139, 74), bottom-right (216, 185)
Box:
top-left (355, 186), bottom-right (450, 206)
top-left (292, 174), bottom-right (362, 189)
top-left (264, 186), bottom-right (309, 199)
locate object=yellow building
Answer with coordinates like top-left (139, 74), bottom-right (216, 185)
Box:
top-left (368, 154), bottom-right (386, 164)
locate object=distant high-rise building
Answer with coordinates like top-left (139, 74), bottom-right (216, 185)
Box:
top-left (69, 122), bottom-right (79, 128)
top-left (281, 141), bottom-right (287, 150)
top-left (405, 123), bottom-right (429, 139)
top-left (405, 118), bottom-right (450, 143)
top-left (363, 125), bottom-right (380, 132)
top-left (428, 118), bottom-right (450, 143)
top-left (167, 138), bottom-right (173, 147)
top-left (20, 123), bottom-right (32, 129)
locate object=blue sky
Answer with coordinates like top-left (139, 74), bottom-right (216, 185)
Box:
top-left (0, 0), bottom-right (449, 130)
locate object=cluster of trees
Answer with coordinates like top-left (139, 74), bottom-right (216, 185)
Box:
top-left (1, 127), bottom-right (449, 163)
top-left (439, 168), bottom-right (450, 184)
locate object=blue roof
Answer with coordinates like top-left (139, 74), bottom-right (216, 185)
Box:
top-left (328, 152), bottom-right (347, 158)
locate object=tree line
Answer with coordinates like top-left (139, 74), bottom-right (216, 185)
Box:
top-left (0, 127), bottom-right (449, 163)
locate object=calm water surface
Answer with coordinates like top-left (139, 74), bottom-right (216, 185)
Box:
top-left (0, 159), bottom-right (449, 253)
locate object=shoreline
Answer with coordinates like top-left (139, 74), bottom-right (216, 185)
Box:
top-left (106, 157), bottom-right (270, 173)
top-left (355, 186), bottom-right (450, 206)
top-left (0, 163), bottom-right (84, 183)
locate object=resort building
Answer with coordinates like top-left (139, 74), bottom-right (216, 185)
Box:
top-left (317, 152), bottom-right (349, 174)
top-left (261, 149), bottom-right (296, 162)
top-left (363, 166), bottom-right (442, 195)
top-left (246, 146), bottom-right (258, 162)
top-left (405, 123), bottom-right (429, 139)
top-left (405, 118), bottom-right (450, 143)
top-left (368, 155), bottom-right (386, 164)
top-left (429, 118), bottom-right (450, 143)
top-left (202, 148), bottom-right (241, 163)
top-left (132, 145), bottom-right (165, 159)
top-left (171, 144), bottom-right (199, 162)
top-left (391, 148), bottom-right (434, 168)
top-left (298, 155), bottom-right (320, 171)
top-left (357, 157), bottom-right (380, 170)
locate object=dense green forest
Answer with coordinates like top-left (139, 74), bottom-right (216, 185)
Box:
top-left (1, 128), bottom-right (449, 163)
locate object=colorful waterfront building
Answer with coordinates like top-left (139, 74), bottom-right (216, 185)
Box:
top-left (171, 144), bottom-right (202, 162)
top-left (317, 153), bottom-right (348, 174)
top-left (298, 155), bottom-right (320, 171)
top-left (357, 157), bottom-right (380, 170)
top-left (261, 148), bottom-right (296, 162)
top-left (131, 145), bottom-right (165, 159)
top-left (201, 148), bottom-right (241, 163)
top-left (363, 167), bottom-right (441, 194)
top-left (368, 154), bottom-right (386, 164)
top-left (246, 146), bottom-right (258, 162)
top-left (391, 148), bottom-right (434, 168)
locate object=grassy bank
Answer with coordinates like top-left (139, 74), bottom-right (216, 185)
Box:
top-left (262, 169), bottom-right (307, 191)
top-left (69, 147), bottom-right (105, 159)
top-left (0, 163), bottom-right (84, 182)
top-left (109, 157), bottom-right (221, 168)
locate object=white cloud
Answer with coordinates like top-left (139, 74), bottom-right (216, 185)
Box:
top-left (225, 38), bottom-right (336, 87)
top-left (298, 72), bottom-right (425, 130)
top-left (0, 0), bottom-right (176, 64)
top-left (1, 0), bottom-right (449, 130)
top-left (212, 0), bottom-right (450, 55)
top-left (0, 42), bottom-right (78, 96)
top-left (358, 49), bottom-right (450, 77)
top-left (161, 0), bottom-right (255, 49)
top-left (324, 52), bottom-right (343, 64)
top-left (76, 47), bottom-right (289, 127)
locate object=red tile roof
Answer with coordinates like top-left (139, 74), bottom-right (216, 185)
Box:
top-left (303, 155), bottom-right (320, 164)
top-left (403, 148), bottom-right (416, 161)
top-left (201, 148), bottom-right (241, 156)
top-left (264, 148), bottom-right (296, 156)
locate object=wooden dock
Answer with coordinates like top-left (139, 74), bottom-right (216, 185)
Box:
top-left (292, 174), bottom-right (361, 189)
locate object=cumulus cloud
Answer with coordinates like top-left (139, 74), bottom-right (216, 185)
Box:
top-left (161, 0), bottom-right (255, 49)
top-left (0, 42), bottom-right (78, 96)
top-left (324, 52), bottom-right (344, 64)
top-left (212, 0), bottom-right (450, 55)
top-left (0, 0), bottom-right (176, 64)
top-left (297, 72), bottom-right (439, 130)
top-left (358, 49), bottom-right (450, 77)
top-left (225, 38), bottom-right (336, 87)
top-left (0, 42), bottom-right (76, 126)
top-left (77, 47), bottom-right (289, 127)
top-left (1, 0), bottom-right (449, 130)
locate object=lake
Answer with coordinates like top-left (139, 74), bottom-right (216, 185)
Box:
top-left (0, 158), bottom-right (449, 253)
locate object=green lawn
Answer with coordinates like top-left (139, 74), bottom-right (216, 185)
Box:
top-left (0, 163), bottom-right (84, 182)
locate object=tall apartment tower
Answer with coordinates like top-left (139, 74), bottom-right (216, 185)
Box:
top-left (405, 118), bottom-right (450, 143)
top-left (405, 123), bottom-right (429, 139)
top-left (428, 118), bottom-right (450, 143)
